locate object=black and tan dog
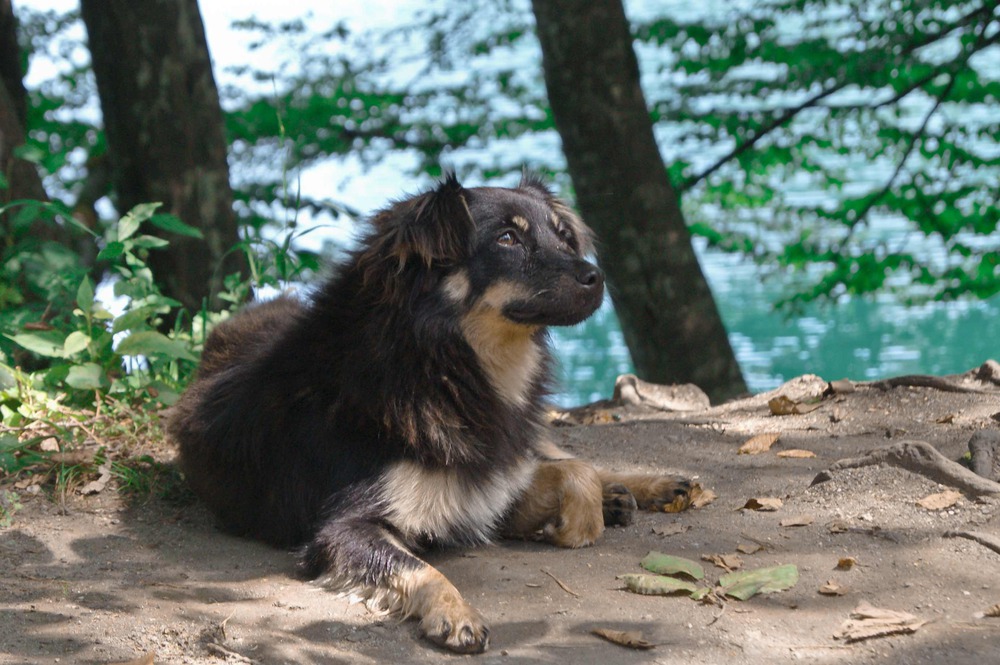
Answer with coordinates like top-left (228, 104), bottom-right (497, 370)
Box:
top-left (168, 174), bottom-right (690, 653)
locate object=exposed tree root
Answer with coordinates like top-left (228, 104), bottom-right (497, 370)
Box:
top-left (867, 375), bottom-right (984, 393)
top-left (811, 440), bottom-right (1000, 498)
top-left (944, 530), bottom-right (1000, 556)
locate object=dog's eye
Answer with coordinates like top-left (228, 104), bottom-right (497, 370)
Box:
top-left (497, 231), bottom-right (520, 247)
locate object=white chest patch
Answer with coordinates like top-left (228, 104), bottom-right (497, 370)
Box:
top-left (380, 456), bottom-right (537, 545)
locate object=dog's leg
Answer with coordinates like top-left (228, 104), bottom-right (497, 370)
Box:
top-left (503, 459), bottom-right (604, 548)
top-left (597, 471), bottom-right (692, 513)
top-left (302, 517), bottom-right (489, 654)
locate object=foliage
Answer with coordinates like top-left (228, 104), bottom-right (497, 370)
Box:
top-left (220, 0), bottom-right (1000, 305)
top-left (0, 201), bottom-right (213, 494)
top-left (16, 1), bottom-right (997, 306)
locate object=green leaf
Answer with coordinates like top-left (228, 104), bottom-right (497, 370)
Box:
top-left (6, 332), bottom-right (67, 358)
top-left (149, 213), bottom-right (204, 239)
top-left (620, 573), bottom-right (701, 596)
top-left (62, 331), bottom-right (91, 356)
top-left (111, 306), bottom-right (158, 334)
top-left (640, 551), bottom-right (705, 580)
top-left (118, 202), bottom-right (161, 241)
top-left (12, 143), bottom-right (46, 164)
top-left (76, 276), bottom-right (95, 312)
top-left (65, 363), bottom-right (107, 390)
top-left (116, 330), bottom-right (197, 362)
top-left (128, 235), bottom-right (171, 250)
top-left (98, 241), bottom-right (126, 261)
top-left (719, 564), bottom-right (799, 600)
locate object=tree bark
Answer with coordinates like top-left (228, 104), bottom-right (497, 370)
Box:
top-left (530, 0), bottom-right (747, 403)
top-left (79, 0), bottom-right (247, 315)
top-left (0, 0), bottom-right (47, 209)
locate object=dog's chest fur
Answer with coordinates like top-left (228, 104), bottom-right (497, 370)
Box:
top-left (380, 455), bottom-right (538, 546)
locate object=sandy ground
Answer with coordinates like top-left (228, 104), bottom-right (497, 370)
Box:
top-left (2, 368), bottom-right (1000, 664)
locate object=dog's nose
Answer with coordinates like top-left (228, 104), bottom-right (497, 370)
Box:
top-left (576, 265), bottom-right (604, 288)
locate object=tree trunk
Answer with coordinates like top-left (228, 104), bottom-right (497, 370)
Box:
top-left (0, 0), bottom-right (47, 209)
top-left (530, 0), bottom-right (747, 403)
top-left (79, 0), bottom-right (246, 315)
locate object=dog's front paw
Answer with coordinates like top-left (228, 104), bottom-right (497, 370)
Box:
top-left (420, 602), bottom-right (490, 654)
top-left (639, 475), bottom-right (693, 512)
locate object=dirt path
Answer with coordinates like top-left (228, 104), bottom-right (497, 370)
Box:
top-left (3, 369), bottom-right (1000, 664)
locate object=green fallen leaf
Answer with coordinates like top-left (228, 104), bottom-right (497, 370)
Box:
top-left (620, 573), bottom-right (701, 596)
top-left (640, 551), bottom-right (705, 580)
top-left (719, 564), bottom-right (799, 600)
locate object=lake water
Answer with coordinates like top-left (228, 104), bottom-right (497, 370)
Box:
top-left (549, 244), bottom-right (999, 406)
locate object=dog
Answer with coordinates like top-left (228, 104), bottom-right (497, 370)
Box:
top-left (168, 173), bottom-right (691, 653)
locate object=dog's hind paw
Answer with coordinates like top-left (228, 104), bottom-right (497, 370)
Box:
top-left (420, 603), bottom-right (490, 654)
top-left (602, 482), bottom-right (637, 526)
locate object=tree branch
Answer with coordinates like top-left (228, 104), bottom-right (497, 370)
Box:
top-left (678, 3), bottom-right (995, 193)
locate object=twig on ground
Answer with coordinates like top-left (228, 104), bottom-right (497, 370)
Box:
top-left (205, 642), bottom-right (260, 665)
top-left (541, 568), bottom-right (580, 597)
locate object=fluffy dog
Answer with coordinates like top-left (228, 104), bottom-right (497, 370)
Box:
top-left (168, 174), bottom-right (690, 653)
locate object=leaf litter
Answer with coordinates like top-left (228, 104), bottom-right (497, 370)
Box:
top-left (718, 564), bottom-right (799, 601)
top-left (623, 552), bottom-right (797, 602)
top-left (835, 602), bottom-right (926, 642)
top-left (591, 628), bottom-right (655, 650)
top-left (742, 497), bottom-right (783, 511)
top-left (738, 432), bottom-right (779, 455)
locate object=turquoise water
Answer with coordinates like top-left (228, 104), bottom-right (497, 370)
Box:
top-left (549, 248), bottom-right (1000, 406)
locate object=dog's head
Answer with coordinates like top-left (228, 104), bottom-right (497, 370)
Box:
top-left (360, 173), bottom-right (604, 328)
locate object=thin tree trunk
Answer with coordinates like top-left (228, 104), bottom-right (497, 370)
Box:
top-left (531, 0), bottom-right (747, 403)
top-left (79, 0), bottom-right (247, 315)
top-left (0, 0), bottom-right (46, 209)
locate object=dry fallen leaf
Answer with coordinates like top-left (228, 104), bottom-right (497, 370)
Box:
top-left (836, 557), bottom-right (858, 571)
top-left (652, 524), bottom-right (690, 537)
top-left (779, 514), bottom-right (815, 527)
top-left (916, 489), bottom-right (961, 511)
top-left (702, 553), bottom-right (744, 572)
top-left (113, 653), bottom-right (155, 665)
top-left (768, 395), bottom-right (824, 416)
top-left (591, 628), bottom-right (655, 650)
top-left (982, 604), bottom-right (1000, 618)
top-left (736, 543), bottom-right (763, 555)
top-left (935, 413), bottom-right (956, 424)
top-left (738, 432), bottom-right (780, 455)
top-left (78, 461), bottom-right (113, 496)
top-left (777, 449), bottom-right (816, 459)
top-left (743, 497), bottom-right (783, 512)
top-left (836, 602), bottom-right (926, 642)
top-left (39, 437), bottom-right (60, 452)
top-left (818, 580), bottom-right (848, 596)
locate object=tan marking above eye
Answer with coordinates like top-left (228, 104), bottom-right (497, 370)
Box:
top-left (442, 270), bottom-right (471, 303)
top-left (511, 215), bottom-right (530, 232)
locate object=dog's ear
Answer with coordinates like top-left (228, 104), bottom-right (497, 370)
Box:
top-left (517, 171), bottom-right (596, 257)
top-left (518, 170), bottom-right (554, 199)
top-left (369, 173), bottom-right (475, 270)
